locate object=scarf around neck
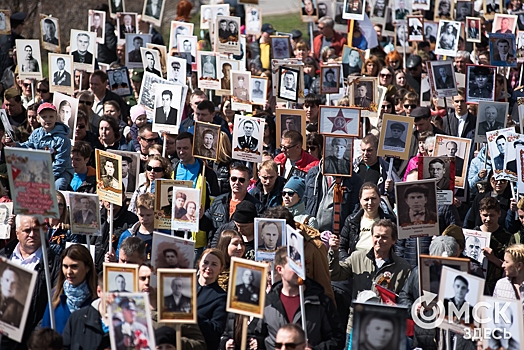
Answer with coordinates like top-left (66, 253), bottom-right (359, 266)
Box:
top-left (63, 279), bottom-right (90, 313)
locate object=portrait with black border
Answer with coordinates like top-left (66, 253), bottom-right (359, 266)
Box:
top-left (107, 67), bottom-right (132, 97)
top-left (193, 121), bottom-right (221, 161)
top-left (277, 66), bottom-right (300, 102)
top-left (271, 35), bottom-right (292, 59)
top-left (407, 15), bottom-right (424, 42)
top-left (108, 0), bottom-right (126, 18)
top-left (343, 0), bottom-right (366, 21)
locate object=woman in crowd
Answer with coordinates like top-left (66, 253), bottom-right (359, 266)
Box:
top-left (282, 176), bottom-right (318, 229)
top-left (403, 132), bottom-right (434, 181)
top-left (94, 116), bottom-right (128, 151)
top-left (394, 69), bottom-right (411, 91)
top-left (48, 191), bottom-right (77, 255)
top-left (262, 114), bottom-right (277, 157)
top-left (385, 50), bottom-right (402, 70)
top-left (212, 131), bottom-right (233, 195)
top-left (26, 103), bottom-right (42, 135)
top-left (129, 155), bottom-right (173, 213)
top-left (380, 94), bottom-right (396, 119)
top-left (103, 101), bottom-right (127, 135)
top-left (74, 107), bottom-right (98, 148)
top-left (429, 94), bottom-right (447, 119)
top-left (41, 244), bottom-right (97, 334)
top-left (220, 97), bottom-right (235, 134)
top-left (197, 248), bottom-right (228, 350)
top-left (494, 243), bottom-right (524, 299)
top-left (303, 56), bottom-right (320, 93)
top-left (378, 66), bottom-right (395, 88)
top-left (361, 57), bottom-right (381, 77)
top-left (36, 78), bottom-right (53, 104)
top-left (216, 230), bottom-right (245, 291)
top-left (306, 132), bottom-right (323, 160)
top-left (401, 92), bottom-right (420, 117)
top-left (393, 88), bottom-right (409, 114)
top-left (337, 96), bottom-right (350, 107)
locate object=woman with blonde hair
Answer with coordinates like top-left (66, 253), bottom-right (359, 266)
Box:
top-left (48, 191), bottom-right (76, 255)
top-left (216, 230), bottom-right (245, 291)
top-left (493, 244), bottom-right (524, 299)
top-left (361, 56), bottom-right (381, 77)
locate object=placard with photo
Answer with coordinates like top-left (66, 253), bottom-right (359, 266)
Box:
top-left (278, 66), bottom-right (300, 103)
top-left (171, 187), bottom-right (200, 232)
top-left (424, 21), bottom-right (438, 45)
top-left (438, 266), bottom-right (485, 334)
top-left (320, 65), bottom-right (341, 94)
top-left (434, 135), bottom-right (472, 189)
top-left (492, 14), bottom-right (517, 34)
top-left (518, 31), bottom-right (524, 62)
top-left (323, 136), bottom-right (353, 177)
top-left (286, 225), bottom-right (305, 279)
top-left (107, 67), bottom-right (132, 97)
top-left (341, 45), bottom-right (364, 76)
top-left (146, 43), bottom-right (167, 76)
top-left (215, 16), bottom-right (241, 55)
top-left (349, 77), bottom-right (378, 110)
top-left (108, 293), bottom-right (156, 350)
top-left (0, 110), bottom-right (13, 143)
top-left (141, 0), bottom-right (166, 27)
top-left (466, 17), bottom-right (481, 43)
top-left (16, 39), bottom-right (43, 80)
top-left (271, 59), bottom-right (306, 103)
top-left (200, 4), bottom-right (230, 30)
top-left (271, 36), bottom-right (292, 59)
top-left (466, 64), bottom-right (496, 105)
top-left (52, 91), bottom-right (79, 131)
top-left (39, 15), bottom-right (60, 53)
top-left (152, 83), bottom-right (186, 134)
top-left (197, 51), bottom-right (221, 90)
top-left (48, 53), bottom-right (74, 95)
top-left (250, 76), bottom-right (268, 105)
top-left (117, 12), bottom-right (138, 41)
top-left (140, 47), bottom-right (162, 77)
top-left (455, 1), bottom-right (473, 22)
top-left (154, 179), bottom-right (192, 229)
top-left (276, 109), bottom-right (307, 148)
top-left (370, 0), bottom-right (389, 23)
top-left (377, 114), bottom-right (414, 160)
top-left (125, 33), bottom-right (151, 69)
top-left (418, 156), bottom-right (455, 205)
top-left (462, 229), bottom-right (491, 268)
top-left (108, 0), bottom-right (126, 18)
top-left (157, 269), bottom-right (197, 323)
top-left (427, 61), bottom-right (457, 98)
top-left (5, 148), bottom-right (59, 218)
top-left (435, 21), bottom-right (461, 56)
top-left (489, 32), bottom-right (517, 67)
top-left (88, 10), bottom-right (106, 44)
top-left (319, 106), bottom-right (360, 136)
top-left (138, 72), bottom-right (174, 118)
top-left (474, 101), bottom-right (508, 142)
top-left (481, 296), bottom-right (524, 350)
top-left (484, 0), bottom-right (502, 20)
top-left (418, 254), bottom-right (470, 295)
top-left (395, 179), bottom-right (439, 239)
top-left (152, 232), bottom-right (195, 271)
top-left (70, 30), bottom-right (96, 72)
top-left (301, 0), bottom-right (318, 22)
top-left (103, 263), bottom-right (139, 293)
top-left (169, 21), bottom-right (194, 50)
top-left (245, 5), bottom-right (262, 35)
top-left (167, 56), bottom-right (187, 85)
top-left (395, 23), bottom-right (412, 52)
top-left (231, 70), bottom-right (253, 112)
top-left (0, 202), bottom-right (13, 239)
top-left (407, 16), bottom-right (424, 42)
top-left (486, 127), bottom-right (520, 180)
top-left (69, 192), bottom-right (101, 234)
top-left (95, 149), bottom-right (123, 206)
top-left (107, 150), bottom-right (140, 194)
top-left (343, 0), bottom-right (366, 20)
top-left (393, 0), bottom-right (411, 22)
top-left (434, 0), bottom-right (453, 21)
top-left (254, 218), bottom-right (286, 261)
top-left (232, 115), bottom-right (265, 162)
top-left (0, 259), bottom-right (38, 342)
top-left (216, 58), bottom-right (239, 96)
top-left (193, 121), bottom-right (221, 161)
top-left (177, 35), bottom-right (197, 71)
top-left (0, 10), bottom-right (11, 36)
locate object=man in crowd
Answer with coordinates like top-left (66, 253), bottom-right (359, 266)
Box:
top-left (250, 160), bottom-right (286, 209)
top-left (275, 130), bottom-right (319, 176)
top-left (442, 88), bottom-right (477, 138)
top-left (313, 16), bottom-right (347, 60)
top-left (90, 70), bottom-right (129, 118)
top-left (3, 88), bottom-right (30, 142)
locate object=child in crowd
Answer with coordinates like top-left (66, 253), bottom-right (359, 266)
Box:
top-left (129, 104), bottom-right (149, 152)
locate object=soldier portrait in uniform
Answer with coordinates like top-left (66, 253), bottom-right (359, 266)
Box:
top-left (435, 20), bottom-right (460, 56)
top-left (158, 269), bottom-right (197, 323)
top-left (466, 65), bottom-right (495, 104)
top-left (320, 65), bottom-right (340, 94)
top-left (278, 67), bottom-right (300, 102)
top-left (231, 71), bottom-right (251, 103)
top-left (455, 1), bottom-right (472, 21)
top-left (234, 268), bottom-right (261, 306)
top-left (49, 53), bottom-right (73, 94)
top-left (323, 136), bottom-right (353, 177)
top-left (227, 258), bottom-right (268, 318)
top-left (383, 121), bottom-right (407, 150)
top-left (353, 81), bottom-right (373, 107)
top-left (193, 122), bottom-right (220, 161)
top-left (477, 103), bottom-right (506, 137)
top-left (17, 40), bottom-right (42, 77)
top-left (162, 277), bottom-right (192, 312)
top-left (251, 77), bottom-right (267, 105)
top-left (237, 119), bottom-right (259, 152)
top-left (99, 156), bottom-right (121, 190)
top-left (232, 115), bottom-right (264, 162)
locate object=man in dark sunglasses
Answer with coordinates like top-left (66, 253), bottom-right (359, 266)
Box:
top-left (274, 324), bottom-right (306, 350)
top-left (274, 130), bottom-right (319, 177)
top-left (405, 54), bottom-right (422, 95)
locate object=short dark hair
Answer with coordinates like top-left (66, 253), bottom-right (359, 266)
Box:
top-left (56, 57), bottom-right (65, 64)
top-left (98, 116), bottom-right (121, 139)
top-left (91, 70), bottom-right (108, 83)
top-left (479, 196), bottom-right (501, 213)
top-left (162, 90), bottom-right (173, 99)
top-left (263, 206), bottom-right (296, 229)
top-left (197, 100), bottom-right (215, 114)
top-left (282, 130), bottom-right (303, 146)
top-left (454, 275), bottom-right (469, 286)
top-left (304, 93), bottom-right (322, 107)
top-left (404, 184), bottom-right (429, 199)
top-left (371, 219), bottom-right (398, 241)
top-left (27, 328), bottom-right (63, 350)
top-left (138, 123), bottom-right (155, 137)
top-left (176, 131), bottom-right (194, 145)
top-left (277, 324), bottom-right (306, 344)
top-left (71, 141), bottom-right (92, 159)
top-left (163, 248), bottom-right (178, 257)
top-left (361, 134), bottom-right (379, 148)
top-left (428, 158), bottom-right (445, 167)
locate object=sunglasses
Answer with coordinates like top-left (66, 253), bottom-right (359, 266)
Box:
top-left (380, 73), bottom-right (392, 78)
top-left (404, 104), bottom-right (417, 109)
top-left (141, 137), bottom-right (158, 143)
top-left (146, 165), bottom-right (165, 172)
top-left (76, 124), bottom-right (86, 129)
top-left (37, 89), bottom-right (49, 93)
top-left (275, 342), bottom-right (304, 350)
top-left (281, 144), bottom-right (298, 151)
top-left (79, 100), bottom-right (93, 106)
top-left (382, 104), bottom-right (392, 109)
top-left (282, 191), bottom-right (296, 197)
top-left (138, 276), bottom-right (149, 281)
top-left (230, 176), bottom-right (246, 183)
top-left (22, 83), bottom-right (31, 88)
top-left (307, 145), bottom-right (318, 151)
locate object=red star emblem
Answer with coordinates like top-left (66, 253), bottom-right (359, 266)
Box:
top-left (327, 109), bottom-right (353, 133)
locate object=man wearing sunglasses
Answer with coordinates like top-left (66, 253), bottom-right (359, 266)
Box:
top-left (274, 130), bottom-right (319, 177)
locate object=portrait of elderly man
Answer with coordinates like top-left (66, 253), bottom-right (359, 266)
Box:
top-left (164, 278), bottom-right (192, 312)
top-left (478, 106), bottom-right (504, 135)
top-left (0, 267), bottom-right (24, 327)
top-left (235, 268), bottom-right (260, 305)
top-left (72, 33), bottom-right (93, 64)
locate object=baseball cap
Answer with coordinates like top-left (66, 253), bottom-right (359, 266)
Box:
top-left (4, 88), bottom-right (20, 101)
top-left (261, 23), bottom-right (275, 34)
top-left (37, 102), bottom-right (57, 114)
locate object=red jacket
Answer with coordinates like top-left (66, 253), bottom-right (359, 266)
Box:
top-left (274, 150), bottom-right (320, 175)
top-left (313, 32), bottom-right (347, 60)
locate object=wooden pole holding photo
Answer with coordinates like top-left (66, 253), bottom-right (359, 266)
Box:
top-left (109, 203), bottom-right (114, 253)
top-left (387, 157), bottom-right (394, 179)
top-left (176, 324), bottom-right (182, 350)
top-left (298, 281), bottom-right (308, 342)
top-left (79, 69), bottom-right (83, 91)
top-left (348, 20), bottom-right (354, 47)
top-left (483, 142), bottom-right (488, 169)
top-left (162, 132), bottom-right (167, 158)
top-left (31, 79), bottom-right (35, 105)
top-left (40, 225), bottom-right (56, 330)
top-left (309, 22), bottom-right (314, 54)
top-left (240, 315), bottom-right (249, 350)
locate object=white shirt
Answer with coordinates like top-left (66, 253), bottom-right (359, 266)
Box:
top-left (122, 173), bottom-right (129, 191)
top-left (11, 244), bottom-right (42, 270)
top-left (455, 112), bottom-right (468, 137)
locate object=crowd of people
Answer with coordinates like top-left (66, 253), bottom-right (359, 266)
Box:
top-left (2, 0), bottom-right (524, 350)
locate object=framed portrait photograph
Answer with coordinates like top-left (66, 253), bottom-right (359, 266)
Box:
top-left (486, 127), bottom-right (520, 180)
top-left (197, 51), bottom-right (220, 90)
top-left (69, 30), bottom-right (96, 72)
top-left (465, 17), bottom-right (481, 43)
top-left (157, 269), bottom-right (197, 323)
top-left (349, 77), bottom-right (377, 109)
top-left (423, 21), bottom-right (438, 44)
top-left (462, 229), bottom-right (491, 268)
top-left (125, 33), bottom-right (151, 69)
top-left (177, 35), bottom-right (198, 71)
top-left (394, 23), bottom-right (412, 52)
top-left (250, 76), bottom-right (268, 105)
top-left (0, 10), bottom-right (11, 35)
top-left (278, 66), bottom-right (300, 102)
top-left (412, 0), bottom-right (430, 10)
top-left (483, 0), bottom-right (503, 20)
top-left (215, 16), bottom-right (241, 55)
top-left (393, 0), bottom-right (411, 22)
top-left (0, 259), bottom-right (38, 342)
top-left (271, 59), bottom-right (305, 103)
top-left (0, 202), bottom-right (13, 239)
top-left (343, 0), bottom-right (366, 21)
top-left (435, 21), bottom-right (461, 57)
top-left (270, 35), bottom-right (292, 59)
top-left (352, 302), bottom-right (407, 350)
top-left (107, 150), bottom-right (140, 194)
top-left (108, 293), bottom-right (156, 350)
top-left (474, 101), bottom-right (508, 142)
top-left (301, 0), bottom-right (318, 22)
top-left (95, 149), bottom-right (123, 206)
top-left (171, 188), bottom-right (200, 232)
top-left (489, 32), bottom-right (518, 67)
top-left (152, 83), bottom-right (185, 134)
top-left (15, 39), bottom-right (43, 80)
top-left (517, 32), bottom-right (524, 62)
top-left (286, 225), bottom-right (305, 279)
top-left (231, 70), bottom-right (253, 111)
top-left (341, 45), bottom-right (364, 76)
top-left (117, 12), bottom-right (138, 41)
top-left (107, 67), bottom-right (132, 97)
top-left (434, 135), bottom-right (472, 189)
top-left (323, 136), bottom-right (354, 177)
top-left (394, 179), bottom-right (439, 239)
top-left (232, 115), bottom-right (265, 162)
top-left (52, 91), bottom-right (79, 131)
top-left (254, 218), bottom-right (287, 261)
top-left (438, 266), bottom-right (485, 333)
top-left (88, 10), bottom-right (106, 44)
top-left (108, 0), bottom-right (126, 18)
top-left (245, 5), bottom-right (262, 35)
top-left (407, 16), bottom-right (424, 42)
top-left (167, 56), bottom-right (187, 85)
top-left (39, 15), bottom-right (60, 53)
top-left (138, 72), bottom-right (173, 117)
top-left (140, 47), bottom-right (162, 77)
top-left (466, 64), bottom-right (496, 105)
top-left (454, 1), bottom-right (472, 22)
top-left (69, 192), bottom-right (101, 234)
top-left (200, 4), bottom-right (230, 30)
top-left (427, 60), bottom-right (457, 98)
top-left (481, 296), bottom-right (524, 350)
top-left (320, 65), bottom-right (341, 94)
top-left (215, 58), bottom-right (239, 96)
top-left (370, 0), bottom-right (389, 22)
top-left (153, 179), bottom-right (192, 229)
top-left (4, 149), bottom-right (59, 217)
top-left (319, 106), bottom-right (360, 136)
top-left (141, 0), bottom-right (165, 27)
top-left (193, 121), bottom-right (221, 161)
top-left (169, 21), bottom-right (193, 50)
top-left (276, 109), bottom-right (307, 148)
top-left (417, 156), bottom-right (455, 205)
top-left (227, 257), bottom-right (268, 318)
top-left (146, 43), bottom-right (167, 76)
top-left (434, 0), bottom-right (453, 21)
top-left (48, 53), bottom-right (73, 95)
top-left (377, 114), bottom-right (413, 159)
top-left (418, 254), bottom-right (470, 295)
top-left (103, 263), bottom-right (139, 293)
top-left (152, 232), bottom-right (195, 272)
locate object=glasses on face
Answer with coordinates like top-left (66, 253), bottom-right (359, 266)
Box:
top-left (491, 178), bottom-right (508, 183)
top-left (382, 104), bottom-right (392, 109)
top-left (22, 83), bottom-right (31, 88)
top-left (380, 73), bottom-right (392, 78)
top-left (390, 60), bottom-right (399, 65)
top-left (37, 89), bottom-right (49, 93)
top-left (230, 176), bottom-right (246, 184)
top-left (79, 100), bottom-right (93, 106)
top-left (146, 165), bottom-right (165, 172)
top-left (76, 124), bottom-right (86, 129)
top-left (404, 104), bottom-right (417, 109)
top-left (281, 143), bottom-right (298, 151)
top-left (139, 276), bottom-right (149, 281)
top-left (275, 342), bottom-right (304, 350)
top-left (307, 145), bottom-right (318, 151)
top-left (282, 191), bottom-right (295, 197)
top-left (141, 137), bottom-right (158, 143)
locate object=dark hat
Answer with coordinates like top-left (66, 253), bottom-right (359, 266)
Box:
top-left (404, 184), bottom-right (429, 198)
top-left (291, 29), bottom-right (302, 40)
top-left (4, 88), bottom-right (20, 101)
top-left (10, 12), bottom-right (26, 26)
top-left (325, 68), bottom-right (335, 75)
top-left (406, 54), bottom-right (422, 69)
top-left (155, 326), bottom-right (177, 346)
top-left (283, 176), bottom-right (306, 199)
top-left (418, 41), bottom-right (430, 49)
top-left (131, 69), bottom-right (144, 82)
top-left (471, 65), bottom-right (491, 76)
top-left (231, 201), bottom-right (258, 223)
top-left (261, 23), bottom-right (275, 34)
top-left (410, 106), bottom-right (431, 119)
top-left (119, 297), bottom-right (137, 310)
top-left (442, 224), bottom-right (465, 250)
top-left (390, 122), bottom-right (405, 132)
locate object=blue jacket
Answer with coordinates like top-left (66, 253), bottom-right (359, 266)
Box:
top-left (18, 122), bottom-right (74, 178)
top-left (41, 293), bottom-right (92, 335)
top-left (249, 176), bottom-right (286, 209)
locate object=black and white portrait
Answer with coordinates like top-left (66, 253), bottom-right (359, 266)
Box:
top-left (52, 91), bottom-right (78, 129)
top-left (462, 229), bottom-right (490, 266)
top-left (16, 39), bottom-right (42, 79)
top-left (476, 102), bottom-right (508, 140)
top-left (198, 52), bottom-right (220, 90)
top-left (278, 67), bottom-right (299, 102)
top-left (107, 271), bottom-right (135, 292)
top-left (125, 33), bottom-right (151, 68)
top-left (490, 33), bottom-right (517, 67)
top-left (167, 56), bottom-right (187, 84)
top-left (286, 227), bottom-right (305, 279)
top-left (245, 5), bottom-right (262, 35)
top-left (424, 21), bottom-right (438, 44)
top-left (383, 120), bottom-right (408, 151)
top-left (434, 135), bottom-right (471, 188)
top-left (486, 127), bottom-right (520, 180)
top-left (107, 151), bottom-right (138, 194)
top-left (271, 36), bottom-right (291, 59)
top-left (98, 155), bottom-right (121, 190)
top-left (434, 0), bottom-right (453, 20)
top-left (231, 70), bottom-right (252, 103)
top-left (88, 10), bottom-right (106, 43)
top-left (177, 35), bottom-right (197, 64)
top-left (234, 267), bottom-right (262, 306)
top-left (171, 188), bottom-right (200, 231)
top-left (69, 193), bottom-right (100, 234)
top-left (254, 218), bottom-right (286, 261)
top-left (371, 0), bottom-right (388, 19)
top-left (455, 1), bottom-right (472, 21)
top-left (142, 0), bottom-right (164, 25)
top-left (407, 16), bottom-right (424, 42)
top-left (117, 13), bottom-right (137, 40)
top-left (342, 46), bottom-right (363, 76)
top-left (109, 0), bottom-right (125, 17)
top-left (413, 0), bottom-right (430, 10)
top-left (394, 0), bottom-right (411, 21)
top-left (108, 67), bottom-right (132, 96)
top-left (430, 61), bottom-right (457, 97)
top-left (70, 30), bottom-right (96, 72)
top-left (485, 0), bottom-right (501, 17)
top-left (232, 115), bottom-right (264, 162)
top-left (140, 47), bottom-right (162, 77)
top-left (162, 276), bottom-right (192, 313)
top-left (153, 84), bottom-right (183, 130)
top-left (251, 77), bottom-right (267, 105)
top-left (343, 0), bottom-right (366, 20)
top-left (200, 4), bottom-right (230, 30)
top-left (318, 106), bottom-right (360, 136)
top-left (395, 23), bottom-right (411, 50)
top-left (0, 202), bottom-right (12, 238)
top-left (215, 16), bottom-right (241, 55)
top-left (193, 121), bottom-right (220, 161)
top-left (323, 136), bottom-right (353, 177)
top-left (320, 65), bottom-right (340, 94)
top-left (169, 21), bottom-right (193, 49)
top-left (49, 53), bottom-right (73, 94)
top-left (482, 297), bottom-right (523, 350)
top-left (152, 232), bottom-right (195, 269)
top-left (278, 112), bottom-right (303, 138)
top-left (353, 81), bottom-right (374, 108)
top-left (466, 17), bottom-right (481, 42)
top-left (435, 21), bottom-right (460, 56)
top-left (466, 65), bottom-right (496, 104)
top-left (40, 16), bottom-right (60, 51)
top-left (419, 156), bottom-right (454, 192)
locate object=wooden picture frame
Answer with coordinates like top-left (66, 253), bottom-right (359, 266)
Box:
top-left (157, 268), bottom-right (198, 323)
top-left (318, 106), bottom-right (361, 136)
top-left (276, 109), bottom-right (307, 148)
top-left (192, 121), bottom-right (221, 161)
top-left (418, 254), bottom-right (470, 296)
top-left (377, 114), bottom-right (414, 159)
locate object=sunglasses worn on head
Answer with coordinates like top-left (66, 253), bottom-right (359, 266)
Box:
top-left (230, 176), bottom-right (246, 183)
top-left (146, 165), bottom-right (164, 172)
